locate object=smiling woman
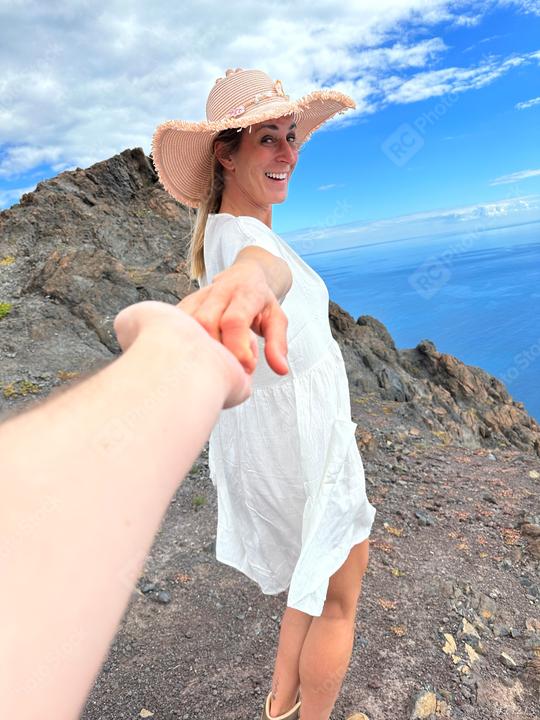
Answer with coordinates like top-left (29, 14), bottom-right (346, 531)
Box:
top-left (151, 68), bottom-right (374, 720)
top-left (213, 116), bottom-right (300, 224)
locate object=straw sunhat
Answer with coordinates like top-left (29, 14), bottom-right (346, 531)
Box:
top-left (151, 67), bottom-right (356, 208)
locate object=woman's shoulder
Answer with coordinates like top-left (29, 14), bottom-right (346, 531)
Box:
top-left (208, 213), bottom-right (278, 239)
top-left (207, 213), bottom-right (285, 254)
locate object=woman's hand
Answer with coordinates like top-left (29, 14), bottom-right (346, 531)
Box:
top-left (177, 258), bottom-right (289, 376)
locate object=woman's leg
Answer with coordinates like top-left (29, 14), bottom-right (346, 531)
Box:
top-left (298, 538), bottom-right (370, 720)
top-left (268, 607), bottom-right (313, 716)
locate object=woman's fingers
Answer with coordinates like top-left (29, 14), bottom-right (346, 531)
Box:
top-left (218, 301), bottom-right (258, 375)
top-left (176, 288), bottom-right (223, 342)
top-left (176, 277), bottom-right (289, 377)
top-left (254, 299), bottom-right (289, 375)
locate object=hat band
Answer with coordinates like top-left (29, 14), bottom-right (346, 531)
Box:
top-left (224, 79), bottom-right (289, 119)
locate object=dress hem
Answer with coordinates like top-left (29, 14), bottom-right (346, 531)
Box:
top-left (214, 504), bottom-right (376, 615)
top-left (285, 514), bottom-right (376, 617)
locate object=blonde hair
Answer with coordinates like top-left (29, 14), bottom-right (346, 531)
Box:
top-left (188, 127), bottom-right (244, 284)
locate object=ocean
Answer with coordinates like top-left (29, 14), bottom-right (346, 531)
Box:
top-left (302, 221), bottom-right (540, 424)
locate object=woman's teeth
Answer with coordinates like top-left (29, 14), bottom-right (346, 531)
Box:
top-left (265, 172), bottom-right (287, 182)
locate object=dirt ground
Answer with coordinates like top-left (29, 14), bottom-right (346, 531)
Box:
top-left (80, 396), bottom-right (540, 720)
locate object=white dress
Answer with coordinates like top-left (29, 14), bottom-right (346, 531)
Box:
top-left (197, 212), bottom-right (377, 617)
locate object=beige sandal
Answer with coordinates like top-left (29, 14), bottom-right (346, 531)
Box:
top-left (261, 690), bottom-right (302, 720)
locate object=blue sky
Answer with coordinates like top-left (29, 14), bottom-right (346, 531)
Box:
top-left (0, 0), bottom-right (539, 249)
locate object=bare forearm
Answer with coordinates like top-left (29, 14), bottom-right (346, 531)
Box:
top-left (0, 323), bottom-right (229, 719)
top-left (233, 246), bottom-right (292, 304)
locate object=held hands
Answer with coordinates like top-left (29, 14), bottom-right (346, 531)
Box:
top-left (177, 259), bottom-right (289, 377)
top-left (113, 260), bottom-right (289, 409)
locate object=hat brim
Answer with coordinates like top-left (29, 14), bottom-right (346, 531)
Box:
top-left (151, 89), bottom-right (355, 208)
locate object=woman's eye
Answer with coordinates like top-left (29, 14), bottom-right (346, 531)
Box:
top-left (262, 135), bottom-right (298, 144)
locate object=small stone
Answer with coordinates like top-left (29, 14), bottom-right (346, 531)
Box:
top-left (524, 635), bottom-right (540, 650)
top-left (529, 470), bottom-right (539, 479)
top-left (459, 618), bottom-right (480, 640)
top-left (415, 510), bottom-right (435, 526)
top-left (464, 643), bottom-right (480, 665)
top-left (436, 698), bottom-right (450, 714)
top-left (410, 689), bottom-right (437, 718)
top-left (525, 617), bottom-right (540, 632)
top-left (156, 590), bottom-right (171, 604)
top-left (139, 710), bottom-right (154, 718)
top-left (477, 594), bottom-right (497, 621)
top-left (493, 623), bottom-right (511, 637)
top-left (442, 633), bottom-right (457, 655)
top-left (522, 523), bottom-right (540, 537)
top-left (482, 493), bottom-right (498, 504)
top-left (466, 636), bottom-right (485, 654)
top-left (499, 651), bottom-right (518, 669)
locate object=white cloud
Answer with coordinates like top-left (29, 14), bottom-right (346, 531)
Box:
top-left (490, 169), bottom-right (540, 185)
top-left (0, 0), bottom-right (538, 184)
top-left (284, 194), bottom-right (540, 252)
top-left (0, 145), bottom-right (64, 179)
top-left (318, 183), bottom-right (343, 191)
top-left (501, 0), bottom-right (540, 16)
top-left (0, 185), bottom-right (37, 208)
top-left (354, 194), bottom-right (540, 224)
top-left (516, 95), bottom-right (540, 109)
top-left (378, 49), bottom-right (538, 104)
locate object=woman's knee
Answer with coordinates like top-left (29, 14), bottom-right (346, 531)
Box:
top-left (322, 539), bottom-right (371, 619)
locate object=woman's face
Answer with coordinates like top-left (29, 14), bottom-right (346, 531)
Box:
top-left (219, 115), bottom-right (300, 210)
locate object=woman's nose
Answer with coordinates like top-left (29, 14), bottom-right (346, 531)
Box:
top-left (276, 137), bottom-right (298, 163)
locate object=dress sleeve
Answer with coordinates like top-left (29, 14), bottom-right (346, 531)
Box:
top-left (218, 217), bottom-right (284, 270)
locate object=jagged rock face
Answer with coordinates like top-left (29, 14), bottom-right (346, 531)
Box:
top-left (329, 302), bottom-right (539, 456)
top-left (0, 148), bottom-right (195, 417)
top-left (0, 148), bottom-right (538, 457)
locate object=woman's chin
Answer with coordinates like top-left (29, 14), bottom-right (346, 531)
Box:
top-left (268, 189), bottom-right (288, 202)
